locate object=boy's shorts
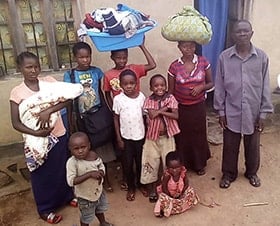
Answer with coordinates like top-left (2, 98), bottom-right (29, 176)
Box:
top-left (78, 191), bottom-right (108, 224)
top-left (141, 136), bottom-right (176, 184)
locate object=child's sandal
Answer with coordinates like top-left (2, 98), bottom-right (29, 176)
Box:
top-left (120, 181), bottom-right (128, 191)
top-left (69, 198), bottom-right (78, 207)
top-left (149, 192), bottom-right (158, 203)
top-left (126, 191), bottom-right (135, 201)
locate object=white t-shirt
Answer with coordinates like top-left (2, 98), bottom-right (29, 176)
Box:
top-left (113, 92), bottom-right (145, 140)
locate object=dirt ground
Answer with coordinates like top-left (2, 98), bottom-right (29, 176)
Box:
top-left (1, 129), bottom-right (280, 226)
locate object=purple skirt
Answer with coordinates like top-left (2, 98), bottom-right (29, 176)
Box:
top-left (30, 134), bottom-right (74, 215)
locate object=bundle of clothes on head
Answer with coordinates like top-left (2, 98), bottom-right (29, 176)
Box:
top-left (161, 5), bottom-right (212, 45)
top-left (77, 3), bottom-right (156, 39)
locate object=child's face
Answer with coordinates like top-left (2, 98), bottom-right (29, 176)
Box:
top-left (69, 136), bottom-right (90, 160)
top-left (111, 51), bottom-right (128, 70)
top-left (150, 77), bottom-right (167, 97)
top-left (75, 48), bottom-right (91, 70)
top-left (120, 74), bottom-right (137, 97)
top-left (20, 57), bottom-right (41, 82)
top-left (167, 160), bottom-right (182, 177)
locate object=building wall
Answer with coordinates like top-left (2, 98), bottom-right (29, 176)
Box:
top-left (251, 0), bottom-right (280, 88)
top-left (1, 0), bottom-right (279, 145)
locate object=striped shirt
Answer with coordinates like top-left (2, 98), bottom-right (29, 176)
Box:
top-left (168, 55), bottom-right (210, 105)
top-left (144, 93), bottom-right (180, 141)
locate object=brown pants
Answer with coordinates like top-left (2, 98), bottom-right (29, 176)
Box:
top-left (222, 128), bottom-right (260, 181)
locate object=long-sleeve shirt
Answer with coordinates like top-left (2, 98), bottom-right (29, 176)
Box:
top-left (214, 44), bottom-right (273, 135)
top-left (66, 156), bottom-right (105, 201)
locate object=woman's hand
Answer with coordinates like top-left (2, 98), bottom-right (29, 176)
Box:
top-left (34, 128), bottom-right (53, 137)
top-left (190, 85), bottom-right (204, 96)
top-left (36, 109), bottom-right (51, 129)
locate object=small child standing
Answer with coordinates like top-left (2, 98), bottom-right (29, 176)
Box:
top-left (103, 40), bottom-right (156, 191)
top-left (113, 69), bottom-right (146, 201)
top-left (140, 74), bottom-right (180, 202)
top-left (66, 132), bottom-right (113, 226)
top-left (154, 151), bottom-right (199, 217)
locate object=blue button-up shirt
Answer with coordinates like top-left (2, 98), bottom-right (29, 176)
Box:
top-left (214, 44), bottom-right (273, 135)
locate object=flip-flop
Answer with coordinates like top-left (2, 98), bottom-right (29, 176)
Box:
top-left (149, 192), bottom-right (158, 203)
top-left (104, 185), bottom-right (114, 193)
top-left (120, 182), bottom-right (128, 191)
top-left (41, 212), bottom-right (62, 224)
top-left (69, 198), bottom-right (78, 207)
top-left (126, 191), bottom-right (135, 201)
top-left (139, 187), bottom-right (148, 197)
top-left (245, 174), bottom-right (261, 187)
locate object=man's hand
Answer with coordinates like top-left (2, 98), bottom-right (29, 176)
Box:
top-left (219, 116), bottom-right (227, 129)
top-left (255, 118), bottom-right (265, 132)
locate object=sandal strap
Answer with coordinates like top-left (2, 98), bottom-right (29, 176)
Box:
top-left (46, 212), bottom-right (62, 224)
top-left (47, 213), bottom-right (56, 221)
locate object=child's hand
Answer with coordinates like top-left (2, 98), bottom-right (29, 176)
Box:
top-left (158, 106), bottom-right (169, 114)
top-left (90, 171), bottom-right (103, 184)
top-left (148, 109), bottom-right (159, 119)
top-left (98, 170), bottom-right (105, 178)
top-left (117, 139), bottom-right (125, 150)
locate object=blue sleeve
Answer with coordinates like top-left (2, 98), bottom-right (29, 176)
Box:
top-left (63, 70), bottom-right (71, 83)
top-left (96, 67), bottom-right (104, 80)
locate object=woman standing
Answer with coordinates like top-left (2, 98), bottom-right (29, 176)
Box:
top-left (10, 52), bottom-right (77, 224)
top-left (168, 41), bottom-right (213, 175)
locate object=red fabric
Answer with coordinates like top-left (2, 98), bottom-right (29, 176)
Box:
top-left (103, 64), bottom-right (146, 97)
top-left (83, 13), bottom-right (103, 31)
top-left (168, 56), bottom-right (210, 105)
top-left (143, 93), bottom-right (180, 140)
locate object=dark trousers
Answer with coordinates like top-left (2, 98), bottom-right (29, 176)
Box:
top-left (222, 128), bottom-right (260, 181)
top-left (123, 138), bottom-right (145, 191)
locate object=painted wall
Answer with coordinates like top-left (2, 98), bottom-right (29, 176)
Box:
top-left (251, 0), bottom-right (280, 89)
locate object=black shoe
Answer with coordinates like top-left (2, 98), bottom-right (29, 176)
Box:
top-left (219, 176), bottom-right (231, 189)
top-left (244, 174), bottom-right (261, 187)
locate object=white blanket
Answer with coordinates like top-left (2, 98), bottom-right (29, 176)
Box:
top-left (19, 81), bottom-right (83, 171)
